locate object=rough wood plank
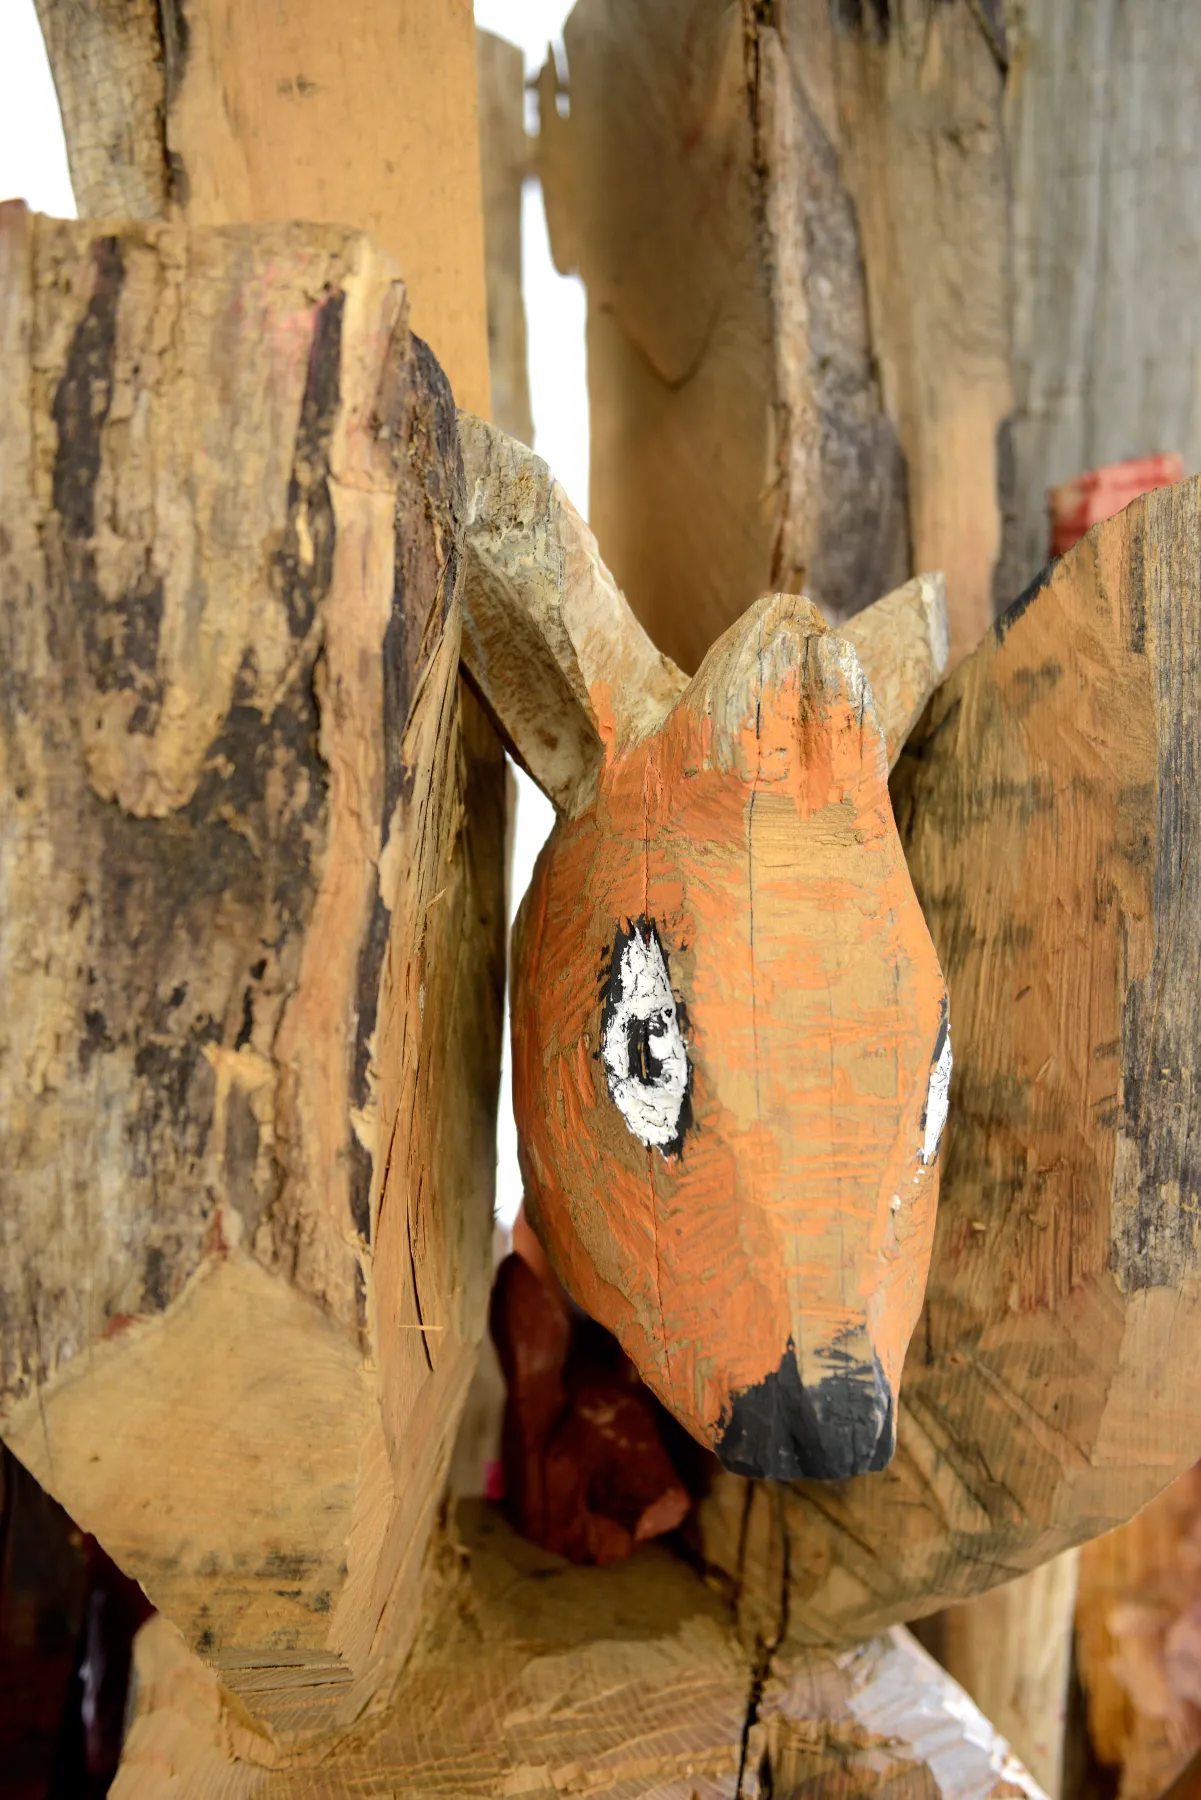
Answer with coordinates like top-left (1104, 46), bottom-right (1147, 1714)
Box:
top-left (539, 0), bottom-right (909, 674)
top-left (540, 0), bottom-right (1008, 672)
top-left (941, 1553), bottom-right (1081, 1799)
top-left (34, 0), bottom-right (492, 416)
top-left (1002, 0), bottom-right (1201, 600)
top-left (477, 29), bottom-right (533, 448)
top-left (699, 477), bottom-right (1201, 1642)
top-left (108, 1503), bottom-right (1047, 1799)
top-left (0, 204), bottom-right (505, 1748)
top-left (823, 0), bottom-right (1012, 666)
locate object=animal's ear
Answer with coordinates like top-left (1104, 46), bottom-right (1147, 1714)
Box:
top-left (840, 572), bottom-right (949, 770)
top-left (458, 415), bottom-right (687, 814)
top-left (679, 591), bottom-right (883, 774)
top-left (677, 577), bottom-right (949, 777)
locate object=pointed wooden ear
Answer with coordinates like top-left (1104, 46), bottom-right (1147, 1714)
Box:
top-left (680, 590), bottom-right (894, 784)
top-left (458, 416), bottom-right (687, 814)
top-left (840, 572), bottom-right (950, 770)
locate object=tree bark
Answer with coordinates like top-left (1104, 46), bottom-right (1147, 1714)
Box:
top-left (0, 201), bottom-right (505, 1747)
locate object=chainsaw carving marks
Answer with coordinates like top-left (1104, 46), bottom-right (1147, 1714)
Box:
top-left (599, 919), bottom-right (692, 1156)
top-left (512, 593), bottom-right (949, 1481)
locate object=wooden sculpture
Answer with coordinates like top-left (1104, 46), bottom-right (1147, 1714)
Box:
top-left (0, 202), bottom-right (505, 1745)
top-left (695, 474), bottom-right (1201, 1654)
top-left (460, 414), bottom-right (952, 1481)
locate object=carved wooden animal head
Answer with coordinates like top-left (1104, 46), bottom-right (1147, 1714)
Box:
top-left (461, 418), bottom-right (951, 1481)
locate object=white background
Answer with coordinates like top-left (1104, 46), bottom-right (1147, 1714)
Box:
top-left (0, 0), bottom-right (585, 1229)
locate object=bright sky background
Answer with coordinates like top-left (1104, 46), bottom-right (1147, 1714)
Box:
top-left (0, 0), bottom-right (583, 1230)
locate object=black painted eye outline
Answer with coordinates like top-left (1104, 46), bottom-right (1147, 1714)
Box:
top-left (598, 917), bottom-right (693, 1158)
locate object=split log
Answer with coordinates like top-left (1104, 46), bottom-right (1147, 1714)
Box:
top-left (698, 476), bottom-right (1201, 1641)
top-left (538, 0), bottom-right (1009, 670)
top-left (0, 204), bottom-right (505, 1747)
top-left (33, 0), bottom-right (492, 416)
top-left (108, 1501), bottom-right (1048, 1800)
top-left (477, 30), bottom-right (534, 448)
top-left (460, 417), bottom-right (951, 1481)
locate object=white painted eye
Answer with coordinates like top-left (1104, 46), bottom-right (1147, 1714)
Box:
top-left (601, 922), bottom-right (690, 1154)
top-left (921, 1009), bottom-right (952, 1166)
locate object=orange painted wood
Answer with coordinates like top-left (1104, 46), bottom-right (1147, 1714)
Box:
top-left (461, 420), bottom-right (952, 1483)
top-left (511, 595), bottom-right (948, 1479)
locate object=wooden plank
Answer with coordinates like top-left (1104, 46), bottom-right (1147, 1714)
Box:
top-left (941, 1553), bottom-right (1081, 1799)
top-left (34, 0), bottom-right (491, 416)
top-left (477, 30), bottom-right (533, 447)
top-left (539, 0), bottom-right (1008, 671)
top-left (1002, 0), bottom-right (1201, 598)
top-left (0, 203), bottom-right (505, 1745)
top-left (699, 476), bottom-right (1201, 1641)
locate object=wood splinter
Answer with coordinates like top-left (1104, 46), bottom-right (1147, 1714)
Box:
top-left (460, 415), bottom-right (951, 1482)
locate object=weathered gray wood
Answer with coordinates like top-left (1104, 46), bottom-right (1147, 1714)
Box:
top-left (1001, 0), bottom-right (1201, 599)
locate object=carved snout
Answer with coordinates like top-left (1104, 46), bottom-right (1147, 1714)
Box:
top-left (717, 1342), bottom-right (895, 1482)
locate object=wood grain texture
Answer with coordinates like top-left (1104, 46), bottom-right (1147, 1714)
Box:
top-left (540, 0), bottom-right (1008, 671)
top-left (477, 29), bottom-right (533, 448)
top-left (459, 420), bottom-right (950, 1480)
top-left (512, 590), bottom-right (948, 1479)
top-left (1003, 0), bottom-right (1201, 600)
top-left (941, 1552), bottom-right (1081, 1799)
top-left (108, 1502), bottom-right (1047, 1799)
top-left (539, 0), bottom-right (909, 674)
top-left (699, 477), bottom-right (1201, 1642)
top-left (460, 420), bottom-right (947, 806)
top-left (823, 0), bottom-right (1011, 667)
top-left (34, 0), bottom-right (491, 417)
top-left (0, 205), bottom-right (505, 1748)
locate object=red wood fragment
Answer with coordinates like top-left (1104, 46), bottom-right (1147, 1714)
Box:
top-left (1048, 454), bottom-right (1184, 558)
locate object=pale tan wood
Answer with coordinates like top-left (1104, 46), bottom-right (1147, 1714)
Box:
top-left (459, 414), bottom-right (687, 812)
top-left (109, 1502), bottom-right (1047, 1799)
top-left (842, 570), bottom-right (950, 772)
top-left (477, 29), bottom-right (533, 448)
top-left (942, 1553), bottom-right (1081, 1799)
top-left (35, 0), bottom-right (491, 417)
top-left (824, 0), bottom-right (1012, 667)
top-left (0, 204), bottom-right (505, 1750)
top-left (539, 0), bottom-right (1006, 672)
top-left (698, 477), bottom-right (1201, 1643)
